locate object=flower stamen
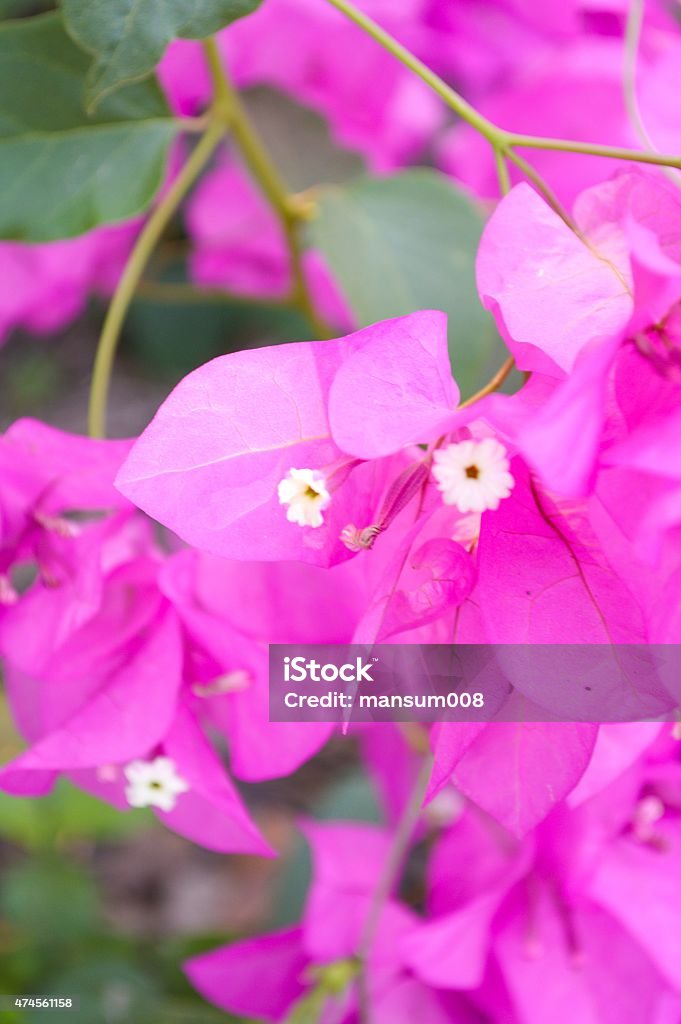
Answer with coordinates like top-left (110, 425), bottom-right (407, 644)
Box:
top-left (341, 461), bottom-right (430, 553)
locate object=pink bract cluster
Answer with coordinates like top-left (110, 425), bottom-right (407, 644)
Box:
top-left (186, 739), bottom-right (681, 1023)
top-left (2, 159), bottom-right (681, 1018)
top-left (2, 1), bottom-right (681, 1020)
top-left (0, 223), bottom-right (139, 346)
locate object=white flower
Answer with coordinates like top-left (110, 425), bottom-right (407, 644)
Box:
top-left (277, 468), bottom-right (330, 528)
top-left (432, 438), bottom-right (514, 513)
top-left (123, 757), bottom-right (189, 813)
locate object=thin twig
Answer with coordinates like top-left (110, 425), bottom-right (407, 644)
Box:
top-left (325, 0), bottom-right (502, 144)
top-left (356, 754), bottom-right (433, 1023)
top-left (507, 131), bottom-right (681, 169)
top-left (88, 123), bottom-right (225, 437)
top-left (325, 0), bottom-right (681, 201)
top-left (202, 39), bottom-right (333, 339)
top-left (505, 149), bottom-right (578, 230)
top-left (623, 0), bottom-right (681, 187)
top-left (458, 354), bottom-right (516, 409)
top-left (494, 145), bottom-right (512, 196)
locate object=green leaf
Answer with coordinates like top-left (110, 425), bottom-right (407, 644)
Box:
top-left (0, 792), bottom-right (42, 848)
top-left (268, 833), bottom-right (311, 929)
top-left (315, 771), bottom-right (382, 823)
top-left (0, 859), bottom-right (100, 942)
top-left (0, 13), bottom-right (176, 241)
top-left (0, 0), bottom-right (53, 17)
top-left (61, 0), bottom-right (263, 109)
top-left (44, 778), bottom-right (151, 840)
top-left (0, 778), bottom-right (148, 849)
top-left (309, 169), bottom-right (507, 399)
top-left (126, 287), bottom-right (310, 380)
top-left (38, 958), bottom-right (160, 1024)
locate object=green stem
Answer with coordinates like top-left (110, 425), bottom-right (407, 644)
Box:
top-left (325, 0), bottom-right (502, 144)
top-left (508, 132), bottom-right (681, 168)
top-left (622, 0), bottom-right (681, 188)
top-left (458, 353), bottom-right (515, 409)
top-left (176, 115), bottom-right (211, 134)
top-left (623, 0), bottom-right (650, 150)
top-left (356, 754), bottom-right (433, 1023)
top-left (201, 35), bottom-right (230, 106)
top-left (88, 123), bottom-right (224, 438)
top-left (322, 0), bottom-right (580, 232)
top-left (325, 0), bottom-right (681, 175)
top-left (493, 145), bottom-right (511, 196)
top-left (505, 149), bottom-right (577, 230)
top-left (202, 38), bottom-right (332, 339)
top-left (203, 38), bottom-right (292, 219)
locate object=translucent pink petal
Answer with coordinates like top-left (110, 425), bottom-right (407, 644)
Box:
top-left (185, 928), bottom-right (307, 1021)
top-left (476, 183), bottom-right (633, 375)
top-left (329, 310), bottom-right (458, 457)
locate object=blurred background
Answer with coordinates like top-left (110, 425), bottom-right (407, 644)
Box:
top-left (0, 86), bottom-right (370, 1023)
top-left (0, 692), bottom-right (389, 1022)
top-left (0, 85), bottom-right (364, 437)
top-left (2, 0), bottom-right (677, 1016)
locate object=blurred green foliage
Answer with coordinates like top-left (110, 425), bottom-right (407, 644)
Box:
top-left (0, 15), bottom-right (176, 242)
top-left (61, 0), bottom-right (264, 110)
top-left (126, 287), bottom-right (311, 381)
top-left (0, 697), bottom-right (385, 1024)
top-left (0, 1), bottom-right (53, 17)
top-left (0, 784), bottom-right (148, 851)
top-left (310, 168), bottom-right (510, 400)
top-left (0, 780), bottom-right (250, 1023)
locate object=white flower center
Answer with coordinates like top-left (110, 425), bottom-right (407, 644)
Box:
top-left (123, 756), bottom-right (189, 813)
top-left (432, 438), bottom-right (514, 513)
top-left (277, 468), bottom-right (330, 528)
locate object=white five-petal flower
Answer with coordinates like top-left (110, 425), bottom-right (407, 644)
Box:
top-left (123, 757), bottom-right (189, 813)
top-left (432, 438), bottom-right (514, 513)
top-left (277, 468), bottom-right (331, 528)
